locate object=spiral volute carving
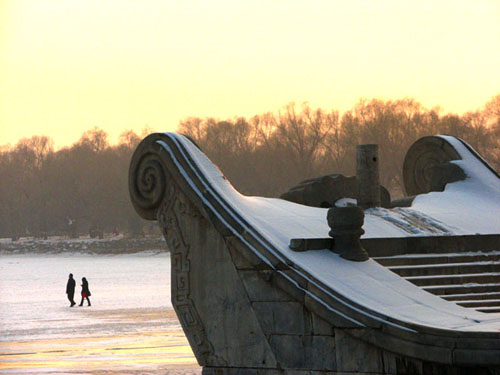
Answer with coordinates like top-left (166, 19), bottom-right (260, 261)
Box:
top-left (403, 136), bottom-right (461, 196)
top-left (129, 135), bottom-right (169, 220)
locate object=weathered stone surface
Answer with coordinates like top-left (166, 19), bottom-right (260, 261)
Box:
top-left (271, 270), bottom-right (306, 303)
top-left (202, 368), bottom-right (283, 375)
top-left (356, 144), bottom-right (381, 209)
top-left (240, 270), bottom-right (295, 302)
top-left (347, 328), bottom-right (453, 366)
top-left (428, 162), bottom-right (466, 192)
top-left (280, 173), bottom-right (391, 209)
top-left (252, 301), bottom-right (308, 335)
top-left (310, 311), bottom-right (334, 336)
top-left (160, 190), bottom-right (277, 368)
top-left (380, 351), bottom-right (398, 375)
top-left (303, 294), bottom-right (360, 329)
top-left (453, 349), bottom-right (500, 367)
top-left (226, 236), bottom-right (259, 270)
top-left (363, 234), bottom-right (500, 258)
top-left (280, 269), bottom-right (309, 291)
top-left (403, 136), bottom-right (463, 196)
top-left (269, 334), bottom-right (336, 370)
top-left (203, 369), bottom-right (344, 375)
top-left (334, 329), bottom-right (384, 373)
top-left (327, 206), bottom-right (368, 261)
top-left (389, 196), bottom-right (415, 208)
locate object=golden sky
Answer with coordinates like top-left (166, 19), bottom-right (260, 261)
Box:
top-left (1, 0), bottom-right (499, 148)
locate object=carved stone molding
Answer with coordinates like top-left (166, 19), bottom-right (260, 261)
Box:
top-left (158, 184), bottom-right (217, 365)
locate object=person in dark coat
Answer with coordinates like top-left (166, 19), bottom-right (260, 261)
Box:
top-left (79, 277), bottom-right (91, 306)
top-left (66, 273), bottom-right (76, 307)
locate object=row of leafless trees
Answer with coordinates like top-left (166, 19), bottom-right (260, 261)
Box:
top-left (180, 95), bottom-right (500, 199)
top-left (0, 128), bottom-right (145, 239)
top-left (1, 95), bottom-right (499, 239)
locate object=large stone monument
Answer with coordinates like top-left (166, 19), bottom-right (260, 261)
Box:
top-left (129, 134), bottom-right (500, 374)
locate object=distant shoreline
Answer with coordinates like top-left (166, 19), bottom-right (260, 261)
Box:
top-left (0, 235), bottom-right (168, 254)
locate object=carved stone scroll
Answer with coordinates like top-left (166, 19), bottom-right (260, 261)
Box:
top-left (128, 134), bottom-right (170, 220)
top-left (403, 136), bottom-right (463, 196)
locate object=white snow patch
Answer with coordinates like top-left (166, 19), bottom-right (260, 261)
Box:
top-left (335, 198), bottom-right (357, 207)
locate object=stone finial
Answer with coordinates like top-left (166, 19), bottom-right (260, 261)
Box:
top-left (357, 144), bottom-right (381, 209)
top-left (327, 206), bottom-right (369, 261)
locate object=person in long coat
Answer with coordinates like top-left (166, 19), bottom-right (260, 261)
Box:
top-left (66, 273), bottom-right (76, 307)
top-left (79, 277), bottom-right (91, 306)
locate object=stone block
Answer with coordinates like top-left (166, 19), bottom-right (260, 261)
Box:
top-left (269, 335), bottom-right (336, 370)
top-left (252, 301), bottom-right (307, 335)
top-left (310, 311), bottom-right (334, 336)
top-left (305, 335), bottom-right (337, 371)
top-left (271, 270), bottom-right (306, 303)
top-left (225, 236), bottom-right (272, 270)
top-left (227, 240), bottom-right (255, 270)
top-left (304, 293), bottom-right (361, 329)
top-left (240, 270), bottom-right (294, 302)
top-left (394, 356), bottom-right (423, 374)
top-left (334, 329), bottom-right (384, 373)
top-left (453, 349), bottom-right (500, 367)
top-left (362, 237), bottom-right (407, 258)
top-left (348, 327), bottom-right (453, 366)
top-left (203, 368), bottom-right (283, 375)
top-left (283, 371), bottom-right (312, 375)
top-left (428, 162), bottom-right (466, 192)
top-left (281, 269), bottom-right (309, 290)
top-left (381, 350), bottom-right (398, 374)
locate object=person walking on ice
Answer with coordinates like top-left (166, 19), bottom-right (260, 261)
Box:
top-left (79, 277), bottom-right (91, 306)
top-left (66, 273), bottom-right (76, 307)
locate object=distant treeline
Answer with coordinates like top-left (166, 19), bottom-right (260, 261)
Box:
top-left (0, 129), bottom-right (146, 239)
top-left (1, 95), bottom-right (499, 239)
top-left (179, 96), bottom-right (500, 199)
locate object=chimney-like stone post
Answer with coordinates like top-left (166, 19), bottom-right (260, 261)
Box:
top-left (357, 144), bottom-right (380, 209)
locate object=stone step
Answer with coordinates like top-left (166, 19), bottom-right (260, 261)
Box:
top-left (406, 272), bottom-right (500, 287)
top-left (423, 282), bottom-right (500, 296)
top-left (374, 252), bottom-right (500, 267)
top-left (363, 234), bottom-right (500, 257)
top-left (475, 306), bottom-right (500, 313)
top-left (455, 299), bottom-right (500, 308)
top-left (442, 292), bottom-right (500, 301)
top-left (389, 261), bottom-right (500, 277)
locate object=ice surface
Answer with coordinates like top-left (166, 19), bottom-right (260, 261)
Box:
top-left (0, 252), bottom-right (173, 340)
top-left (0, 253), bottom-right (200, 374)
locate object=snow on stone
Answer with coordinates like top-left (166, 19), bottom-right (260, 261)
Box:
top-left (410, 135), bottom-right (500, 235)
top-left (162, 133), bottom-right (500, 331)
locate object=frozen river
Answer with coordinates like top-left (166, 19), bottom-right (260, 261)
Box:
top-left (0, 252), bottom-right (201, 374)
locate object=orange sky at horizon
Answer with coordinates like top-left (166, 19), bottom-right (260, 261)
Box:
top-left (1, 0), bottom-right (499, 149)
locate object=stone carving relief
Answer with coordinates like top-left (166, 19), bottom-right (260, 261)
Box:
top-left (157, 185), bottom-right (217, 365)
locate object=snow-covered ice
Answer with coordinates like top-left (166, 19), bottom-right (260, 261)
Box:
top-left (0, 252), bottom-right (200, 374)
